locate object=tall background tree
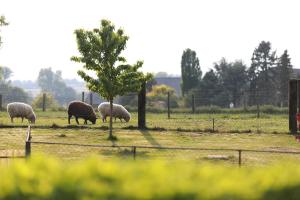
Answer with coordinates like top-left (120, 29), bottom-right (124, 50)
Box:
top-left (72, 19), bottom-right (151, 139)
top-left (214, 58), bottom-right (248, 107)
top-left (277, 50), bottom-right (293, 106)
top-left (181, 49), bottom-right (202, 97)
top-left (248, 41), bottom-right (277, 106)
top-left (37, 68), bottom-right (77, 106)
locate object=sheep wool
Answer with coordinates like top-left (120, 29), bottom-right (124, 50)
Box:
top-left (68, 101), bottom-right (97, 125)
top-left (98, 102), bottom-right (131, 122)
top-left (7, 102), bottom-right (36, 123)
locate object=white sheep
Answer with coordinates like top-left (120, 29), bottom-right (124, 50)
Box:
top-left (98, 102), bottom-right (131, 122)
top-left (7, 102), bottom-right (36, 124)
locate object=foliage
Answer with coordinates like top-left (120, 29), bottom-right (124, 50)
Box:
top-left (1, 156), bottom-right (300, 199)
top-left (0, 66), bottom-right (29, 105)
top-left (181, 48), bottom-right (202, 96)
top-left (189, 69), bottom-right (223, 107)
top-left (0, 66), bottom-right (12, 83)
top-left (32, 93), bottom-right (59, 110)
top-left (214, 58), bottom-right (248, 107)
top-left (37, 68), bottom-right (77, 106)
top-left (147, 84), bottom-right (179, 108)
top-left (71, 19), bottom-right (151, 138)
top-left (248, 41), bottom-right (277, 105)
top-left (277, 50), bottom-right (293, 106)
top-left (0, 15), bottom-right (8, 47)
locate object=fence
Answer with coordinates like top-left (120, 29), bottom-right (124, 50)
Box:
top-left (20, 126), bottom-right (300, 166)
top-left (0, 88), bottom-right (291, 134)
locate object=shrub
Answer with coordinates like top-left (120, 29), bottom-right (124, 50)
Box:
top-left (32, 93), bottom-right (59, 110)
top-left (147, 84), bottom-right (179, 108)
top-left (1, 156), bottom-right (300, 200)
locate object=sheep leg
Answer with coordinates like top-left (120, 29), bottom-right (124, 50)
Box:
top-left (11, 117), bottom-right (13, 123)
top-left (84, 119), bottom-right (87, 124)
top-left (68, 115), bottom-right (71, 124)
top-left (114, 117), bottom-right (117, 122)
top-left (75, 117), bottom-right (79, 125)
top-left (22, 117), bottom-right (24, 122)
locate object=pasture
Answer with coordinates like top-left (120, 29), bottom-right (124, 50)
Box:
top-left (0, 110), bottom-right (299, 165)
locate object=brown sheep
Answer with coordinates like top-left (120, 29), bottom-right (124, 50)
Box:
top-left (67, 101), bottom-right (97, 125)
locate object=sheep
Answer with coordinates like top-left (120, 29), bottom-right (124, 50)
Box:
top-left (67, 101), bottom-right (97, 125)
top-left (98, 102), bottom-right (131, 123)
top-left (7, 102), bottom-right (36, 124)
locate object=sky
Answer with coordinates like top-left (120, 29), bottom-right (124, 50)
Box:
top-left (0, 0), bottom-right (299, 80)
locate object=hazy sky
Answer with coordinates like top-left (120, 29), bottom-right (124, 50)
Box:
top-left (0, 0), bottom-right (299, 80)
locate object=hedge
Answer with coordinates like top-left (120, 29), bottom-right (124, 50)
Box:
top-left (0, 156), bottom-right (300, 200)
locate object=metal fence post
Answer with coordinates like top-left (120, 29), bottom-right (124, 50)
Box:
top-left (167, 92), bottom-right (170, 119)
top-left (25, 126), bottom-right (31, 158)
top-left (42, 93), bottom-right (46, 112)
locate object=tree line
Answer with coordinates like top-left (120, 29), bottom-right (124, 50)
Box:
top-left (181, 41), bottom-right (293, 108)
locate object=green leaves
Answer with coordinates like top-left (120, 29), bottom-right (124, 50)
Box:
top-left (0, 15), bottom-right (8, 47)
top-left (72, 19), bottom-right (148, 101)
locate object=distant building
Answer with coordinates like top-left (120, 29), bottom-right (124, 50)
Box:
top-left (155, 77), bottom-right (181, 96)
top-left (292, 68), bottom-right (300, 79)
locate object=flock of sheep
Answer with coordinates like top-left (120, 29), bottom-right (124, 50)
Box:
top-left (6, 101), bottom-right (131, 124)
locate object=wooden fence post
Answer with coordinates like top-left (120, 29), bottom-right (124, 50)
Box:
top-left (82, 92), bottom-right (85, 102)
top-left (238, 150), bottom-right (242, 167)
top-left (167, 92), bottom-right (170, 119)
top-left (289, 80), bottom-right (298, 134)
top-left (138, 82), bottom-right (146, 129)
top-left (0, 94), bottom-right (2, 111)
top-left (25, 126), bottom-right (31, 158)
top-left (89, 92), bottom-right (93, 105)
top-left (42, 93), bottom-right (46, 112)
top-left (192, 94), bottom-right (195, 114)
top-left (132, 146), bottom-right (136, 160)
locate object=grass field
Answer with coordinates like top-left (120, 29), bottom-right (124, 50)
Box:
top-left (0, 110), bottom-right (299, 165)
top-left (0, 110), bottom-right (289, 133)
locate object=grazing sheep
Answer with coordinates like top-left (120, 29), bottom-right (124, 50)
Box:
top-left (7, 102), bottom-right (36, 124)
top-left (98, 102), bottom-right (131, 122)
top-left (68, 101), bottom-right (97, 125)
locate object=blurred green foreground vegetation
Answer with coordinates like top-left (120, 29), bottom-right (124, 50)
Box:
top-left (1, 156), bottom-right (300, 200)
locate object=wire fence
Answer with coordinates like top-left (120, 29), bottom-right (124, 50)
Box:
top-left (0, 126), bottom-right (290, 166)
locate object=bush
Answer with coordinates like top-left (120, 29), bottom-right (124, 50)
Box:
top-left (32, 93), bottom-right (59, 110)
top-left (147, 84), bottom-right (179, 108)
top-left (1, 156), bottom-right (300, 199)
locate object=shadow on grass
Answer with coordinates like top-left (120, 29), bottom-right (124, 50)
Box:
top-left (140, 129), bottom-right (161, 147)
top-left (100, 148), bottom-right (149, 158)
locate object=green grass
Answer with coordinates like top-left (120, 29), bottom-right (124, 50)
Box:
top-left (0, 111), bottom-right (289, 133)
top-left (0, 110), bottom-right (296, 165)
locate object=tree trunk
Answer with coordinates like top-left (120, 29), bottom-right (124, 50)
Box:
top-left (109, 99), bottom-right (113, 139)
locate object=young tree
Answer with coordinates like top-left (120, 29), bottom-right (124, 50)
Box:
top-left (277, 50), bottom-right (293, 106)
top-left (181, 49), bottom-right (202, 97)
top-left (71, 19), bottom-right (150, 139)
